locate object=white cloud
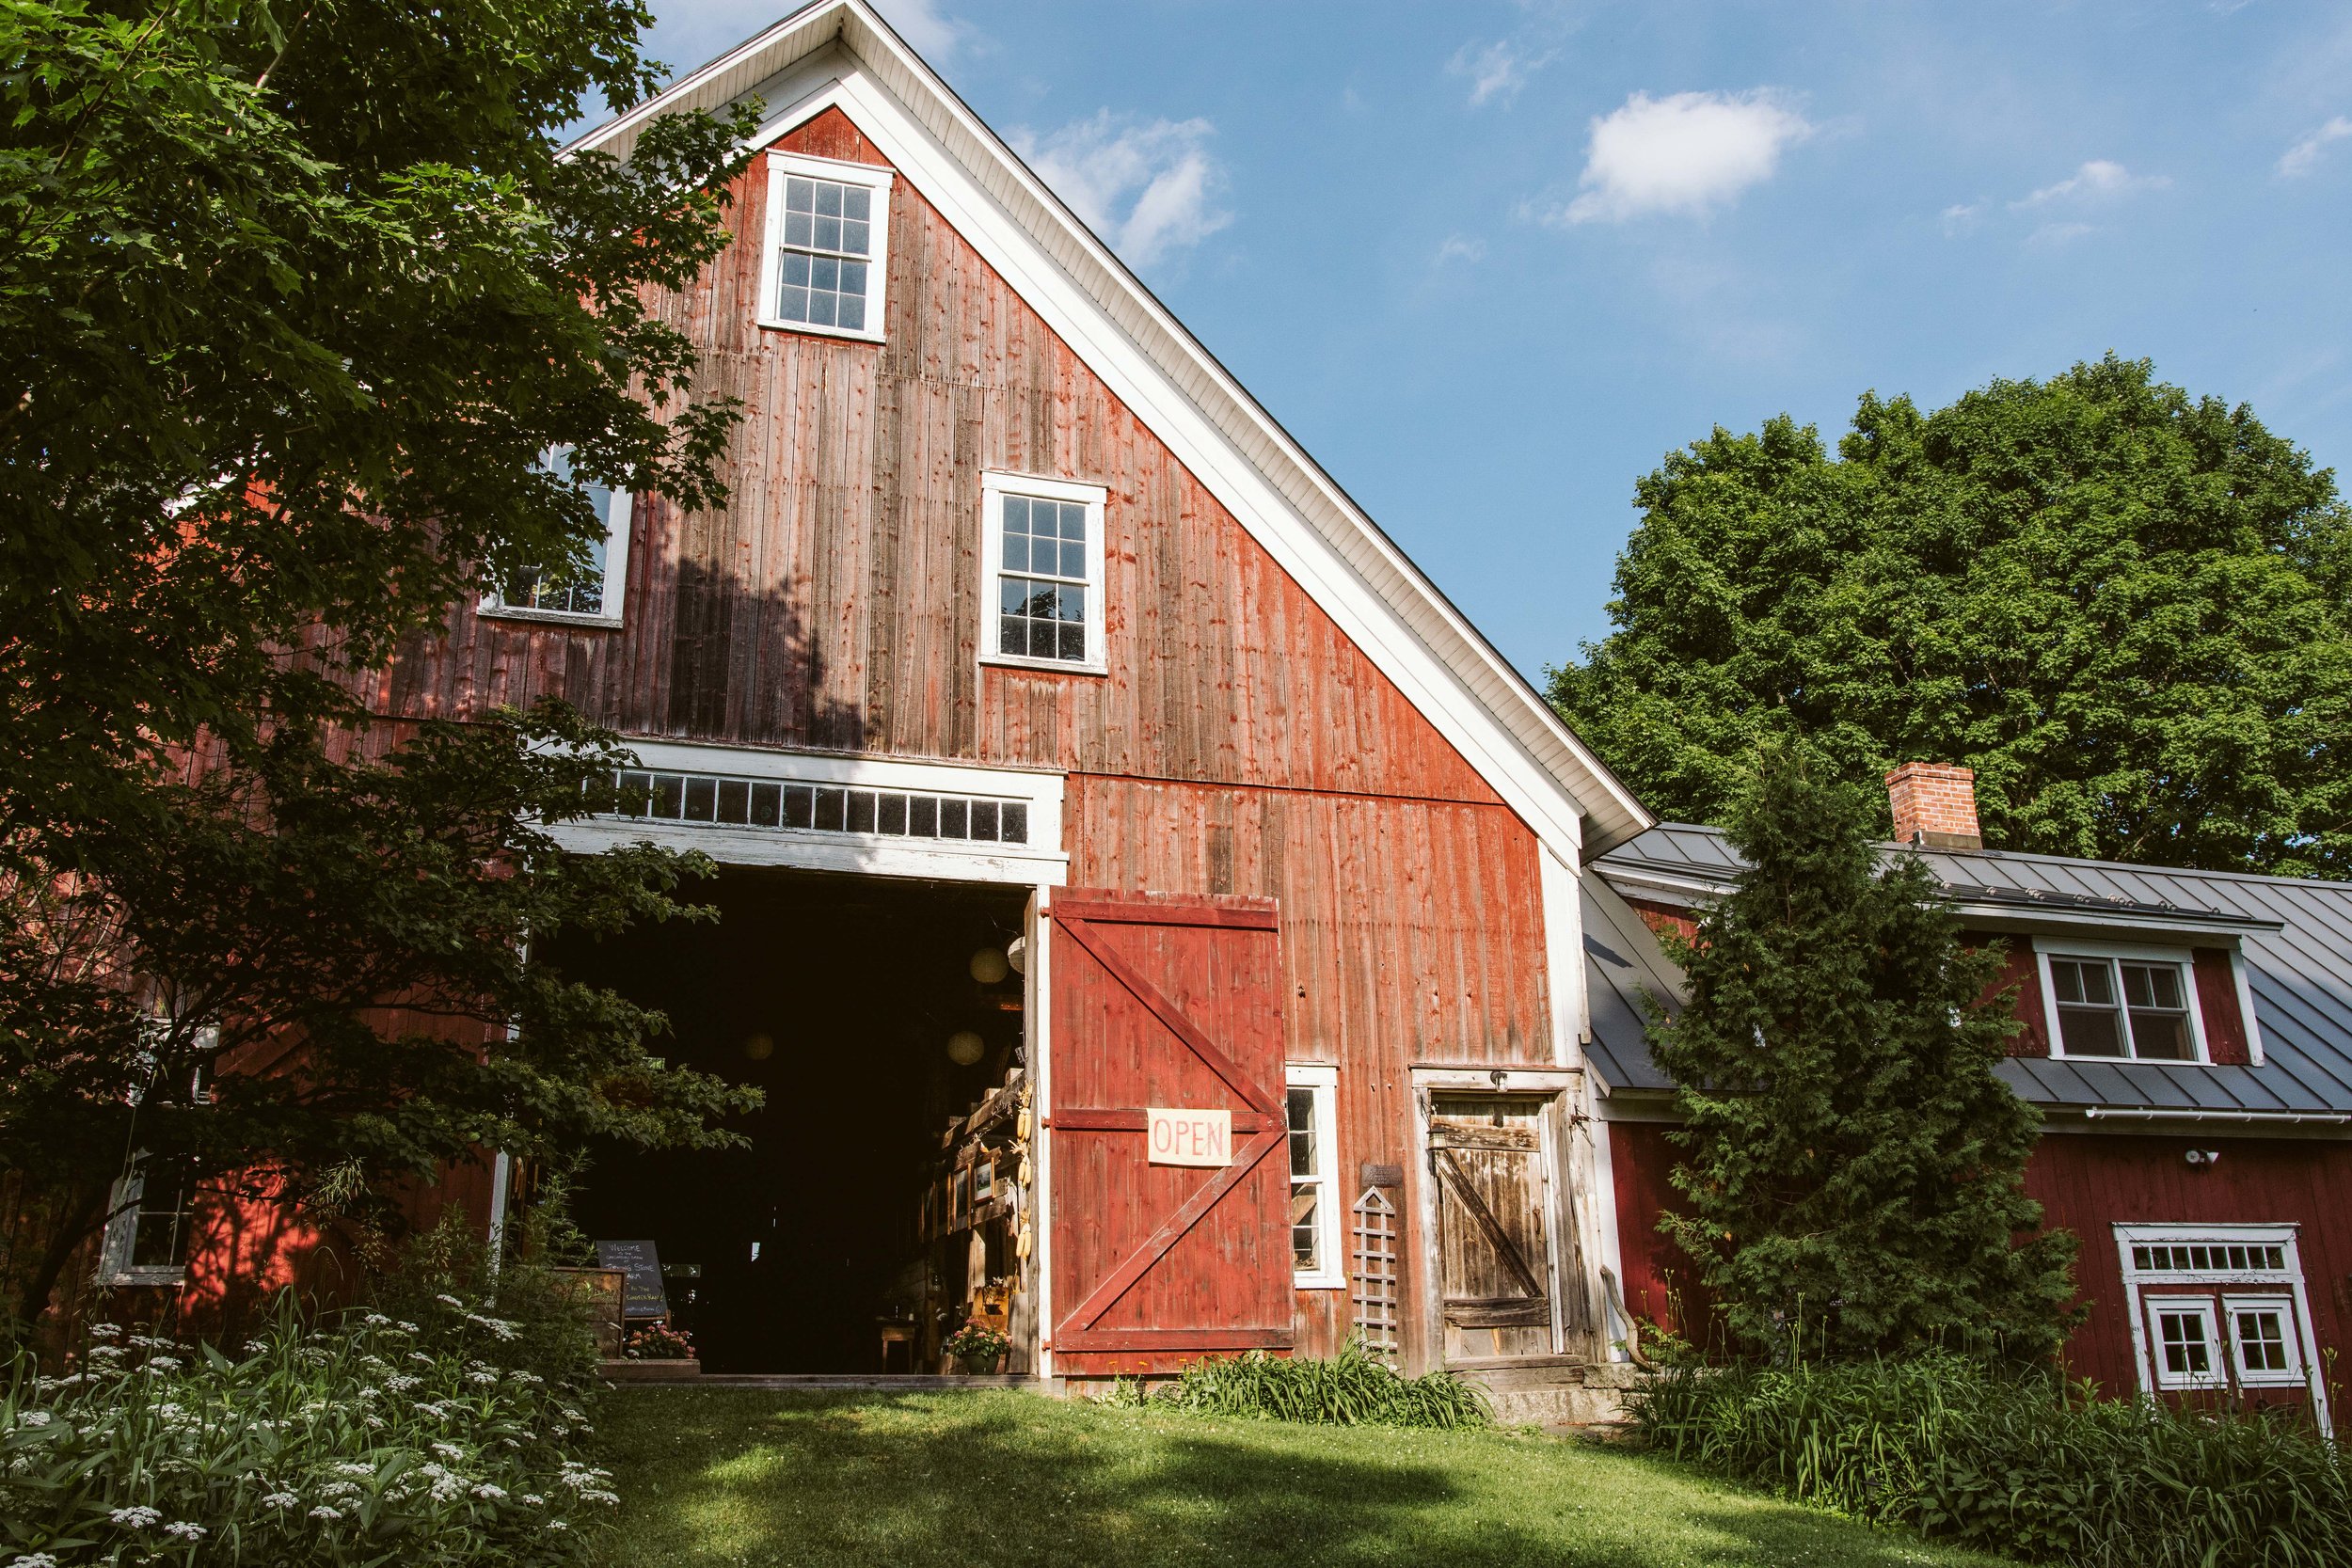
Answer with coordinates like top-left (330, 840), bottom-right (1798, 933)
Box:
top-left (2280, 117), bottom-right (2352, 176)
top-left (2026, 220), bottom-right (2097, 248)
top-left (872, 0), bottom-right (970, 60)
top-left (1544, 89), bottom-right (1813, 225)
top-left (1450, 40), bottom-right (1551, 108)
top-left (1434, 234), bottom-right (1486, 265)
top-left (1012, 113), bottom-right (1233, 268)
top-left (2011, 159), bottom-right (2166, 208)
top-left (1940, 200), bottom-right (1986, 235)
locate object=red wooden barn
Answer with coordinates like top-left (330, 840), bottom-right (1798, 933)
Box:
top-left (1592, 766), bottom-right (2352, 1428)
top-left (87, 3), bottom-right (2352, 1428)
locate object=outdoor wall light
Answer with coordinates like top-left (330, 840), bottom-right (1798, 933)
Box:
top-left (2185, 1148), bottom-right (2222, 1168)
top-left (946, 1029), bottom-right (986, 1066)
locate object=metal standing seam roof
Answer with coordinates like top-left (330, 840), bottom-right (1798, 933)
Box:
top-left (1584, 825), bottom-right (2352, 1118)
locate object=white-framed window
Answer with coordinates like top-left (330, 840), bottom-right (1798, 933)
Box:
top-left (2115, 1223), bottom-right (2326, 1419)
top-left (100, 1153), bottom-right (199, 1287)
top-left (979, 471), bottom-right (1108, 675)
top-left (2035, 940), bottom-right (2206, 1063)
top-left (2146, 1296), bottom-right (2223, 1389)
top-left (755, 151), bottom-right (893, 341)
top-left (480, 447), bottom-right (632, 627)
top-left (1286, 1064), bottom-right (1343, 1290)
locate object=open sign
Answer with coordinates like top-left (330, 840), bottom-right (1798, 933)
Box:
top-left (1146, 1107), bottom-right (1232, 1167)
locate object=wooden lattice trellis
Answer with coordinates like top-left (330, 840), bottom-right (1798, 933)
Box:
top-left (1351, 1186), bottom-right (1400, 1359)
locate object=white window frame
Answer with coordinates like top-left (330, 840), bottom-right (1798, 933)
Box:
top-left (755, 150), bottom-right (893, 343)
top-left (2143, 1295), bottom-right (2225, 1390)
top-left (2033, 937), bottom-right (2209, 1065)
top-left (1286, 1064), bottom-right (1344, 1291)
top-left (99, 1153), bottom-right (198, 1288)
top-left (478, 455), bottom-right (633, 630)
top-left (978, 471), bottom-right (1109, 677)
top-left (2114, 1222), bottom-right (2327, 1422)
top-left (2224, 1293), bottom-right (2305, 1387)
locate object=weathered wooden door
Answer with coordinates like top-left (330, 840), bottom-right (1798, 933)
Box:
top-left (1046, 892), bottom-right (1293, 1376)
top-left (1430, 1094), bottom-right (1557, 1361)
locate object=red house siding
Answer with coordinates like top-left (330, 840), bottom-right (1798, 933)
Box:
top-left (1986, 942), bottom-right (2049, 1056)
top-left (1607, 1122), bottom-right (1717, 1350)
top-left (2192, 948), bottom-right (2252, 1065)
top-left (2026, 1132), bottom-right (2352, 1402)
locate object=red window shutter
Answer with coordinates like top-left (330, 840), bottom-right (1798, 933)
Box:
top-left (1045, 891), bottom-right (1294, 1375)
top-left (2192, 947), bottom-right (2251, 1065)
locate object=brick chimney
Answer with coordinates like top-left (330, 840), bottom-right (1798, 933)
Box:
top-left (1885, 762), bottom-right (1982, 851)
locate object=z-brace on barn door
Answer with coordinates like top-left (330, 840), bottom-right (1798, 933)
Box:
top-left (1046, 892), bottom-right (1293, 1376)
top-left (1429, 1095), bottom-right (1557, 1362)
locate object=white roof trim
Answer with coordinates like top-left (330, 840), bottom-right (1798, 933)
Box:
top-left (568, 0), bottom-right (1653, 858)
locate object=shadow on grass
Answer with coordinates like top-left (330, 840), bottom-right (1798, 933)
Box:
top-left (585, 1390), bottom-right (2007, 1568)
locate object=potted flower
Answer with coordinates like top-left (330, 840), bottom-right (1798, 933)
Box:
top-left (611, 1321), bottom-right (699, 1381)
top-left (943, 1319), bottom-right (1009, 1375)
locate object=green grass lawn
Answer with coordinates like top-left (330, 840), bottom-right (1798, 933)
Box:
top-left (585, 1388), bottom-right (2011, 1568)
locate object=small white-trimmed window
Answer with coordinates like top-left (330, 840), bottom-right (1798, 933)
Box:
top-left (2225, 1295), bottom-right (2304, 1386)
top-left (480, 448), bottom-right (632, 627)
top-left (755, 151), bottom-right (893, 341)
top-left (2038, 942), bottom-right (2205, 1062)
top-left (101, 1154), bottom-right (199, 1287)
top-left (2147, 1297), bottom-right (2223, 1389)
top-left (980, 472), bottom-right (1107, 674)
top-left (1286, 1064), bottom-right (1343, 1290)
top-left (2115, 1223), bottom-right (2326, 1419)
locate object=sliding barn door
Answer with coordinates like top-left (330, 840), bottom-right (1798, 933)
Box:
top-left (1046, 892), bottom-right (1293, 1376)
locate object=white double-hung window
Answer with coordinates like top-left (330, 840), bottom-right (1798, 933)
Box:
top-left (480, 447), bottom-right (631, 627)
top-left (2038, 942), bottom-right (2205, 1062)
top-left (1285, 1064), bottom-right (1343, 1290)
top-left (980, 472), bottom-right (1107, 674)
top-left (756, 152), bottom-right (892, 341)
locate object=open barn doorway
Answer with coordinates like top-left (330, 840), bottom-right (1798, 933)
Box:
top-left (548, 866), bottom-right (1032, 1373)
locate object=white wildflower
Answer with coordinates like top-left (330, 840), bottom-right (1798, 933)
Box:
top-left (472, 1482), bottom-right (506, 1500)
top-left (309, 1505), bottom-right (342, 1521)
top-left (16, 1411), bottom-right (50, 1428)
top-left (364, 1414), bottom-right (386, 1429)
top-left (547, 1521), bottom-right (568, 1531)
top-left (163, 1523), bottom-right (205, 1542)
top-left (434, 1293), bottom-right (465, 1308)
top-left (520, 1494), bottom-right (545, 1506)
top-left (395, 1321), bottom-right (419, 1334)
top-left (87, 1345), bottom-right (127, 1361)
top-left (508, 1370), bottom-right (542, 1385)
top-left (432, 1442), bottom-right (466, 1461)
top-left (88, 1323), bottom-right (123, 1338)
top-left (386, 1373), bottom-right (421, 1392)
top-left (10, 1552), bottom-right (61, 1567)
top-left (408, 1352), bottom-right (435, 1366)
top-left (333, 1462), bottom-right (373, 1478)
top-left (468, 1370), bottom-right (498, 1385)
top-left (262, 1492), bottom-right (299, 1510)
top-left (362, 1313), bottom-right (391, 1326)
top-left (109, 1505), bottom-right (162, 1528)
top-left (128, 1334), bottom-right (169, 1350)
top-left (582, 1488), bottom-right (619, 1505)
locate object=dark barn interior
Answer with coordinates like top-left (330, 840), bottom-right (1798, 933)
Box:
top-left (551, 866), bottom-right (1029, 1373)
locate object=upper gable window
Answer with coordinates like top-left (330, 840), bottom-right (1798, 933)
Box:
top-left (2038, 943), bottom-right (2206, 1063)
top-left (979, 472), bottom-right (1107, 675)
top-left (480, 447), bottom-right (631, 627)
top-left (757, 152), bottom-right (893, 342)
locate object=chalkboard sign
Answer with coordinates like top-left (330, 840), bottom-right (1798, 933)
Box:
top-left (595, 1240), bottom-right (670, 1321)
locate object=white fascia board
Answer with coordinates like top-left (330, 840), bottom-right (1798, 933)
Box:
top-left (565, 2), bottom-right (1652, 862)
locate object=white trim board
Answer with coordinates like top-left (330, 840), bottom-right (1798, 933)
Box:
top-left (562, 0), bottom-right (1651, 863)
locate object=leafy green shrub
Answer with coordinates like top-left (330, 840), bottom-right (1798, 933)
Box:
top-left (0, 1298), bottom-right (614, 1566)
top-left (1631, 1351), bottom-right (2352, 1566)
top-left (1125, 1343), bottom-right (1492, 1430)
top-left (369, 1212), bottom-right (603, 1389)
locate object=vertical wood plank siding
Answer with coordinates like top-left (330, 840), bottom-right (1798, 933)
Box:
top-left (368, 105), bottom-right (1564, 1364)
top-left (2026, 1132), bottom-right (2352, 1399)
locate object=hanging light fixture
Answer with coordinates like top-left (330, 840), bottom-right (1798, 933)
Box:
top-left (946, 1029), bottom-right (986, 1066)
top-left (1005, 935), bottom-right (1026, 974)
top-left (969, 946), bottom-right (1010, 985)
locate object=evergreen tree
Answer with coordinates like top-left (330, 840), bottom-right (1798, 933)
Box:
top-left (1652, 743), bottom-right (2078, 1363)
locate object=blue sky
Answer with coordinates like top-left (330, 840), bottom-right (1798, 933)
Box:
top-left (629, 1), bottom-right (2352, 682)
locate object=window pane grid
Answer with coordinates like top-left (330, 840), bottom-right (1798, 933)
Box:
top-left (774, 175), bottom-right (875, 331)
top-left (609, 770), bottom-right (1029, 847)
top-left (994, 492), bottom-right (1092, 664)
top-left (2131, 1242), bottom-right (2288, 1274)
top-left (2052, 955), bottom-right (2196, 1061)
top-left (1288, 1086), bottom-right (1325, 1274)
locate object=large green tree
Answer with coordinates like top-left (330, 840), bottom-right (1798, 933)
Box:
top-left (1552, 356), bottom-right (2352, 875)
top-left (1652, 743), bottom-right (2077, 1364)
top-left (2, 0), bottom-right (755, 854)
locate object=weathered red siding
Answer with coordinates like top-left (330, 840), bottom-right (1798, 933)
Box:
top-left (2025, 1132), bottom-right (2352, 1402)
top-left (1985, 941), bottom-right (2049, 1056)
top-left (1606, 1121), bottom-right (1718, 1351)
top-left (2192, 948), bottom-right (2252, 1065)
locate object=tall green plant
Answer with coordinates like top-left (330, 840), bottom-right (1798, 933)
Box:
top-left (1652, 743), bottom-right (2076, 1362)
